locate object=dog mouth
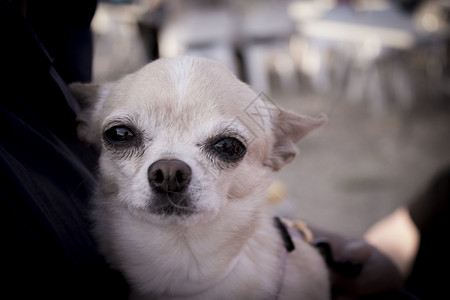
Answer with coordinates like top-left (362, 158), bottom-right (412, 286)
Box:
top-left (149, 193), bottom-right (197, 216)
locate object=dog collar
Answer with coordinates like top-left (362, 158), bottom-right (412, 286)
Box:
top-left (274, 216), bottom-right (314, 248)
top-left (274, 216), bottom-right (296, 252)
top-left (273, 216), bottom-right (364, 299)
top-left (272, 217), bottom-right (315, 300)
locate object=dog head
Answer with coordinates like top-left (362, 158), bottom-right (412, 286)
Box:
top-left (70, 57), bottom-right (326, 226)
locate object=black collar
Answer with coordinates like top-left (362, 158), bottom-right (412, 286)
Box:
top-left (274, 216), bottom-right (295, 252)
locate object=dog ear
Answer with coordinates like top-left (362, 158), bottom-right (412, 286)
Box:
top-left (265, 111), bottom-right (327, 171)
top-left (69, 82), bottom-right (110, 145)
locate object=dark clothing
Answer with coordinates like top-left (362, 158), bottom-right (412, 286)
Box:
top-left (407, 167), bottom-right (450, 300)
top-left (0, 0), bottom-right (129, 298)
top-left (26, 0), bottom-right (97, 83)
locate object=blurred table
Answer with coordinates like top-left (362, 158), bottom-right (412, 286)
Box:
top-left (289, 1), bottom-right (450, 114)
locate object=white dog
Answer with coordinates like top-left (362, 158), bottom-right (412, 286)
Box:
top-left (70, 57), bottom-right (329, 299)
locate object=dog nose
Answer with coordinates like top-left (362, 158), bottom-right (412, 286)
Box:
top-left (148, 160), bottom-right (192, 193)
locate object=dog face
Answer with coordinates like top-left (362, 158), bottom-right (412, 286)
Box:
top-left (70, 57), bottom-right (326, 226)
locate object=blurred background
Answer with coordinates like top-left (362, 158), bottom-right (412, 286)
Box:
top-left (90, 0), bottom-right (450, 236)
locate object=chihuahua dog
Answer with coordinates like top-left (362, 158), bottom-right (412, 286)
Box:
top-left (70, 57), bottom-right (329, 299)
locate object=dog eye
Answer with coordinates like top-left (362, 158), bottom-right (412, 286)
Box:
top-left (213, 137), bottom-right (246, 160)
top-left (104, 126), bottom-right (135, 144)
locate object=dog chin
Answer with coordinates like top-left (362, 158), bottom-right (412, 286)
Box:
top-left (149, 193), bottom-right (197, 217)
top-left (128, 194), bottom-right (221, 227)
top-left (147, 209), bottom-right (219, 227)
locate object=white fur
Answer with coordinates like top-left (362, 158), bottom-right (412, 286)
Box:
top-left (71, 57), bottom-right (329, 299)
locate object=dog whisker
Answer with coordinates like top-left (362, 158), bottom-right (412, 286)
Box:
top-left (164, 194), bottom-right (197, 211)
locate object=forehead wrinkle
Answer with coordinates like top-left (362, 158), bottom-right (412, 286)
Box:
top-left (105, 57), bottom-right (263, 142)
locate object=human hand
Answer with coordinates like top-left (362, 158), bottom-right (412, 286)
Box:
top-left (311, 227), bottom-right (403, 299)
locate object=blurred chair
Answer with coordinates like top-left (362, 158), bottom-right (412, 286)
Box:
top-left (289, 0), bottom-right (450, 115)
top-left (239, 0), bottom-right (296, 94)
top-left (158, 0), bottom-right (299, 95)
top-left (91, 1), bottom-right (148, 81)
top-left (158, 0), bottom-right (238, 74)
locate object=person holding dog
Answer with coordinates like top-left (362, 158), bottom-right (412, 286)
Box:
top-left (2, 0), bottom-right (443, 299)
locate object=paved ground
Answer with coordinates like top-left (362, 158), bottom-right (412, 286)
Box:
top-left (271, 89), bottom-right (450, 236)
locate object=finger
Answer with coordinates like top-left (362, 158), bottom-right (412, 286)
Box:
top-left (340, 239), bottom-right (372, 265)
